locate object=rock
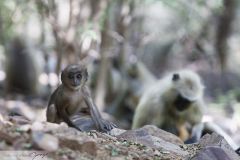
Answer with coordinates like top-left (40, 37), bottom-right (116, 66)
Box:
top-left (6, 100), bottom-right (36, 121)
top-left (118, 125), bottom-right (183, 145)
top-left (0, 131), bottom-right (15, 145)
top-left (123, 134), bottom-right (188, 157)
top-left (0, 113), bottom-right (12, 126)
top-left (19, 122), bottom-right (68, 132)
top-left (38, 122), bottom-right (68, 132)
top-left (80, 140), bottom-right (97, 156)
top-left (18, 124), bottom-right (31, 132)
top-left (9, 115), bottom-right (29, 125)
top-left (191, 146), bottom-right (232, 160)
top-left (59, 137), bottom-right (98, 156)
top-left (31, 121), bottom-right (44, 131)
top-left (56, 130), bottom-right (98, 156)
top-left (117, 125), bottom-right (188, 158)
top-left (32, 131), bottom-right (59, 152)
top-left (195, 133), bottom-right (239, 160)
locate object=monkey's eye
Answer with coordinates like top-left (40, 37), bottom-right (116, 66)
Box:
top-left (172, 73), bottom-right (180, 81)
top-left (76, 74), bottom-right (82, 79)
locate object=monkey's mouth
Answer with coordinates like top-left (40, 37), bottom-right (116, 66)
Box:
top-left (71, 82), bottom-right (81, 87)
top-left (69, 84), bottom-right (81, 90)
top-left (174, 95), bottom-right (192, 111)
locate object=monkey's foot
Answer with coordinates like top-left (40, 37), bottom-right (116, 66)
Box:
top-left (99, 119), bottom-right (118, 133)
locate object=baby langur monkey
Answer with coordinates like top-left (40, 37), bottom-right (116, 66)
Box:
top-left (132, 70), bottom-right (205, 143)
top-left (46, 64), bottom-right (116, 132)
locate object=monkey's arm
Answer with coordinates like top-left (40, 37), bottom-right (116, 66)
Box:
top-left (132, 97), bottom-right (154, 129)
top-left (185, 101), bottom-right (204, 143)
top-left (46, 87), bottom-right (60, 122)
top-left (47, 87), bottom-right (59, 107)
top-left (184, 123), bottom-right (203, 144)
top-left (82, 86), bottom-right (116, 132)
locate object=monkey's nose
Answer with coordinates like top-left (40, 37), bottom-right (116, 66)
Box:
top-left (72, 80), bottom-right (79, 86)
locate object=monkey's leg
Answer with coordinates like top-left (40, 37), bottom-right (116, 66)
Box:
top-left (72, 115), bottom-right (95, 131)
top-left (72, 114), bottom-right (117, 132)
top-left (57, 106), bottom-right (82, 131)
top-left (177, 124), bottom-right (189, 142)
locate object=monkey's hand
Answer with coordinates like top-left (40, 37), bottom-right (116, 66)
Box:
top-left (99, 119), bottom-right (118, 132)
top-left (236, 147), bottom-right (240, 156)
top-left (82, 87), bottom-right (117, 132)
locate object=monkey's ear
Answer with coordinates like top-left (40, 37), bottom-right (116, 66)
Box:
top-left (172, 73), bottom-right (180, 81)
top-left (60, 70), bottom-right (65, 83)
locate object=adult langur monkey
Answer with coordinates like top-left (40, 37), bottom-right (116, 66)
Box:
top-left (132, 70), bottom-right (205, 143)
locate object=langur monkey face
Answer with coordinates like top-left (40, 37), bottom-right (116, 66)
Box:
top-left (68, 70), bottom-right (82, 87)
top-left (172, 72), bottom-right (201, 112)
top-left (61, 64), bottom-right (88, 90)
top-left (174, 94), bottom-right (192, 111)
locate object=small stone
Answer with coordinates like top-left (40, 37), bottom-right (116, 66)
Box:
top-left (154, 150), bottom-right (161, 156)
top-left (111, 148), bottom-right (119, 156)
top-left (32, 131), bottom-right (59, 152)
top-left (9, 116), bottom-right (29, 125)
top-left (43, 122), bottom-right (67, 132)
top-left (31, 121), bottom-right (44, 131)
top-left (59, 136), bottom-right (98, 156)
top-left (18, 124), bottom-right (31, 132)
top-left (6, 100), bottom-right (36, 121)
top-left (80, 140), bottom-right (97, 156)
top-left (180, 145), bottom-right (188, 150)
top-left (109, 128), bottom-right (126, 136)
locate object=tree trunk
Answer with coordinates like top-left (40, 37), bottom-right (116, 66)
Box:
top-left (215, 0), bottom-right (236, 71)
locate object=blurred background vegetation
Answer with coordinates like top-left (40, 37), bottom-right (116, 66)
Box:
top-left (0, 0), bottom-right (240, 144)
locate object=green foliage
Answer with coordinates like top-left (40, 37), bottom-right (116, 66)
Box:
top-left (0, 0), bottom-right (35, 44)
top-left (216, 89), bottom-right (240, 104)
top-left (0, 1), bottom-right (15, 43)
top-left (111, 148), bottom-right (119, 156)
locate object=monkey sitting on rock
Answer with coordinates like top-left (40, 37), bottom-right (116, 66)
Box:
top-left (46, 64), bottom-right (116, 133)
top-left (132, 70), bottom-right (205, 143)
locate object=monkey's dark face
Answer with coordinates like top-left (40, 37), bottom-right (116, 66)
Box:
top-left (61, 64), bottom-right (88, 90)
top-left (68, 71), bottom-right (83, 87)
top-left (174, 94), bottom-right (192, 111)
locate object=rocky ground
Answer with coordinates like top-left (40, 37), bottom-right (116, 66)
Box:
top-left (0, 118), bottom-right (239, 160)
top-left (0, 100), bottom-right (239, 160)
